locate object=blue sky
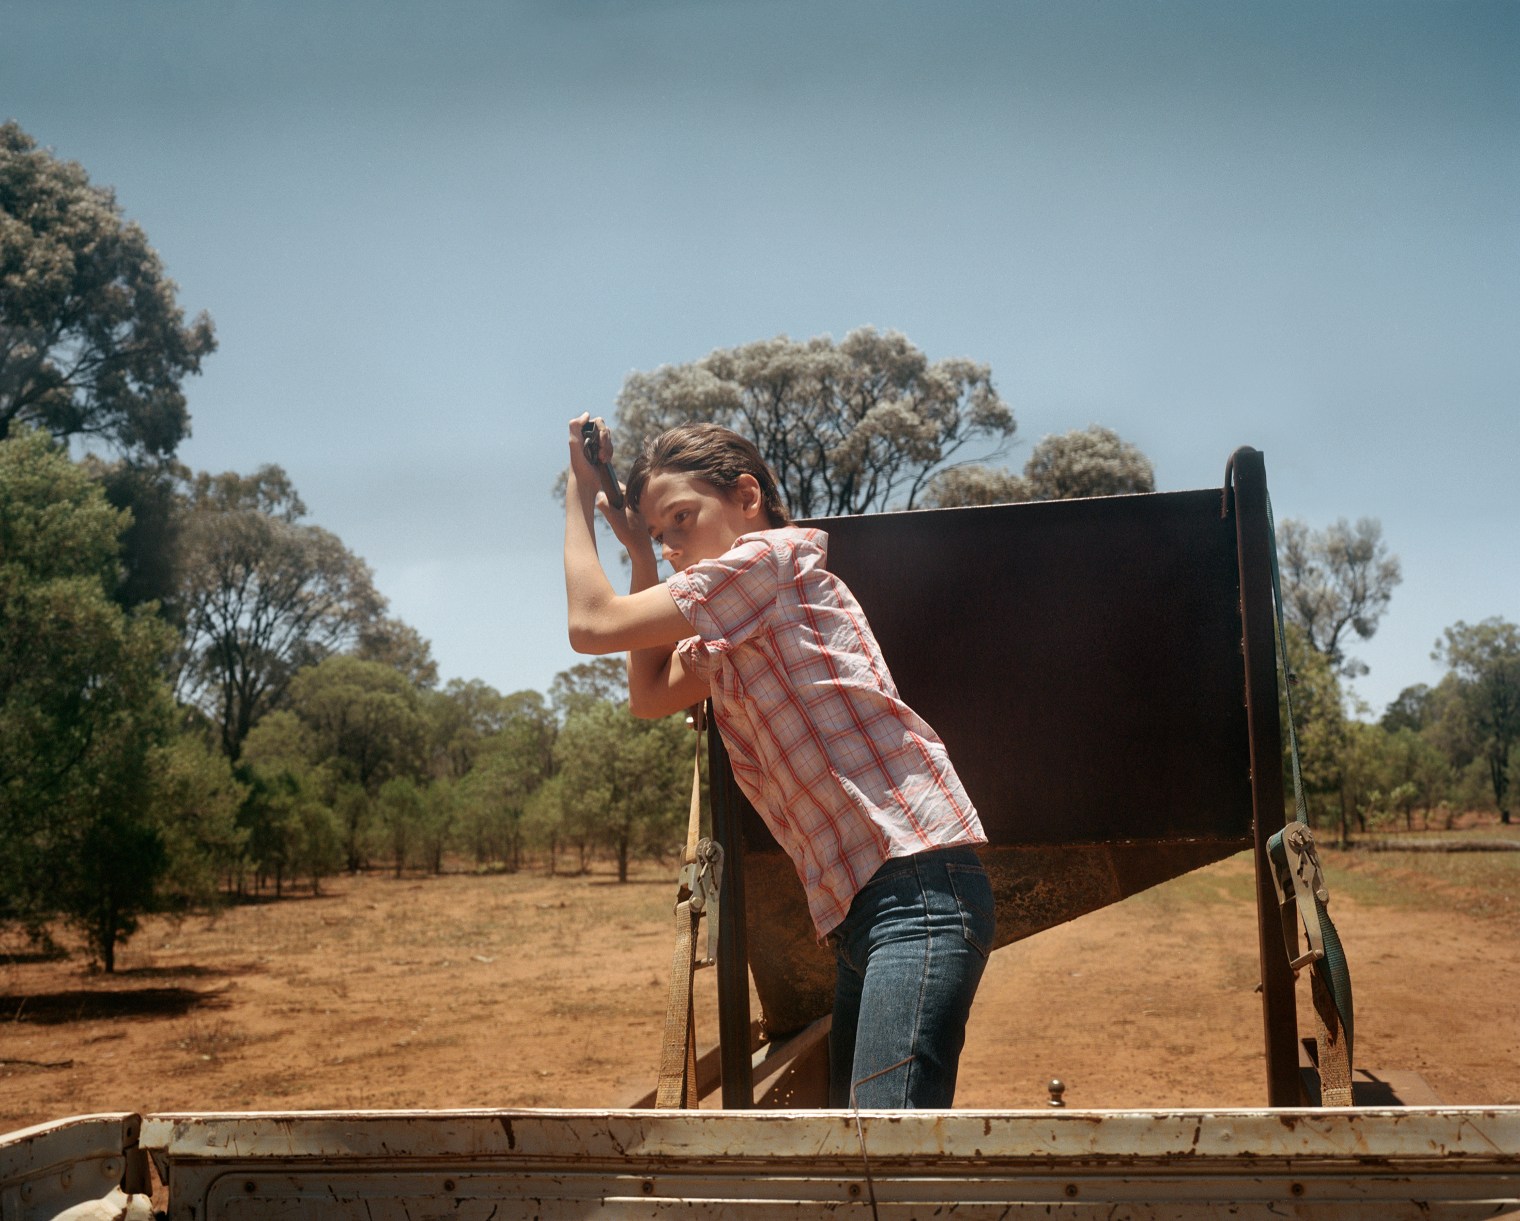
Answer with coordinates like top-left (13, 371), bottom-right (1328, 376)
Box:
top-left (5, 0), bottom-right (1516, 717)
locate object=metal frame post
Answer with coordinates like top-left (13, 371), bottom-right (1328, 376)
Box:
top-left (708, 722), bottom-right (755, 1108)
top-left (1227, 447), bottom-right (1302, 1105)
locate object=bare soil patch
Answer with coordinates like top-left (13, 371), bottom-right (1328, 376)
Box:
top-left (4, 833), bottom-right (1518, 1131)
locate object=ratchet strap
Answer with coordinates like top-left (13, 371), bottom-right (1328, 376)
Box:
top-left (1267, 820), bottom-right (1354, 1105)
top-left (655, 703), bottom-right (723, 1108)
top-left (1263, 488), bottom-right (1355, 1106)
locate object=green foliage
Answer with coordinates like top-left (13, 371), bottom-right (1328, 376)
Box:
top-left (0, 428), bottom-right (177, 968)
top-left (238, 709), bottom-right (342, 894)
top-left (0, 122), bottom-right (215, 459)
top-left (456, 694), bottom-right (556, 871)
top-left (288, 656), bottom-right (429, 791)
top-left (417, 778), bottom-right (456, 874)
top-left (356, 616), bottom-right (439, 689)
top-left (1279, 621), bottom-right (1348, 835)
top-left (523, 773), bottom-right (571, 873)
top-left (1433, 618), bottom-right (1520, 823)
top-left (1276, 611), bottom-right (1520, 840)
top-left (614, 328), bottom-right (1015, 516)
top-left (424, 679), bottom-right (518, 781)
top-left (375, 776), bottom-right (425, 878)
top-left (284, 656), bottom-right (429, 869)
top-left (552, 702), bottom-right (692, 882)
top-left (333, 785), bottom-right (374, 876)
top-left (1381, 683), bottom-right (1434, 734)
top-left (1373, 726), bottom-right (1450, 829)
top-left (55, 780), bottom-right (165, 973)
top-left (77, 455), bottom-right (186, 618)
top-left (150, 732), bottom-right (248, 908)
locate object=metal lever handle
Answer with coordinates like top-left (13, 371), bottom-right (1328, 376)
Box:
top-left (580, 419), bottom-right (625, 509)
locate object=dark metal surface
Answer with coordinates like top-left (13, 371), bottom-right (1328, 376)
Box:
top-left (708, 721), bottom-right (755, 1108)
top-left (814, 486), bottom-right (1254, 845)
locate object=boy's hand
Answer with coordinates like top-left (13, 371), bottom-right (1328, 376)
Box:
top-left (567, 413), bottom-right (652, 561)
top-left (567, 412), bottom-right (603, 476)
top-left (600, 492), bottom-right (650, 557)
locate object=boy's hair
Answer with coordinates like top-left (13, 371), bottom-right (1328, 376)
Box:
top-left (626, 424), bottom-right (793, 528)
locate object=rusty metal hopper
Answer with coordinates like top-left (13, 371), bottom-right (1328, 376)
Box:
top-left (707, 448), bottom-right (1297, 1104)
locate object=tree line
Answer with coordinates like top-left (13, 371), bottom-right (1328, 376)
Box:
top-left (2, 423), bottom-right (708, 969)
top-left (4, 120), bottom-right (1514, 977)
top-left (1272, 519), bottom-right (1518, 840)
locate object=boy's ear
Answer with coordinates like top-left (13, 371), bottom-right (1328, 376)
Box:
top-left (736, 473), bottom-right (763, 518)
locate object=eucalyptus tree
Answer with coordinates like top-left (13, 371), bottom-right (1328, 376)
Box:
top-left (614, 328), bottom-right (1014, 517)
top-left (924, 424), bottom-right (1155, 508)
top-left (552, 701), bottom-right (690, 882)
top-left (1276, 517), bottom-right (1402, 677)
top-left (285, 655), bottom-right (430, 869)
top-left (0, 428), bottom-right (176, 968)
top-left (176, 465), bottom-right (386, 758)
top-left (0, 122), bottom-right (215, 459)
top-left (1434, 617), bottom-right (1520, 824)
top-left (1022, 425), bottom-right (1155, 500)
top-left (456, 693), bottom-right (556, 871)
top-left (549, 657), bottom-right (626, 721)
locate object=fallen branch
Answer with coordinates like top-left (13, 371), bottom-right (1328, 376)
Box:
top-left (1362, 839), bottom-right (1520, 853)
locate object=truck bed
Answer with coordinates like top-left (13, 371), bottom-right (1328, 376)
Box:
top-left (6, 1106), bottom-right (1519, 1219)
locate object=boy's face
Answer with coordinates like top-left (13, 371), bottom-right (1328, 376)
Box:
top-left (640, 470), bottom-right (763, 570)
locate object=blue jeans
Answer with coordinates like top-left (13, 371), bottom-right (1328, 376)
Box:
top-left (827, 845), bottom-right (994, 1109)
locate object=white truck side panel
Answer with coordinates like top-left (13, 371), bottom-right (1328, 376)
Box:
top-left (123, 1107), bottom-right (1520, 1220)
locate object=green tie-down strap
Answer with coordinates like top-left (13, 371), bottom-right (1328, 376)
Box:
top-left (1267, 821), bottom-right (1354, 1062)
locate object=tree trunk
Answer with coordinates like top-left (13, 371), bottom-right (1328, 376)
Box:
top-left (99, 906), bottom-right (117, 974)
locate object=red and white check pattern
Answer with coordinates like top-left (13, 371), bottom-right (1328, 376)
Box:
top-left (668, 528), bottom-right (985, 938)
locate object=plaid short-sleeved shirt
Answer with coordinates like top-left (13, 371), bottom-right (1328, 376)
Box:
top-left (666, 527), bottom-right (985, 937)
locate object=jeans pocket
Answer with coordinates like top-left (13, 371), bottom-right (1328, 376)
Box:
top-left (945, 862), bottom-right (995, 958)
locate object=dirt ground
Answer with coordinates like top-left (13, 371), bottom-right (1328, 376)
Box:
top-left (4, 833), bottom-right (1519, 1133)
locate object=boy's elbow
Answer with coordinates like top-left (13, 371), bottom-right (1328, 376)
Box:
top-left (567, 593), bottom-right (620, 655)
top-left (567, 618), bottom-right (605, 655)
top-left (626, 688), bottom-right (662, 720)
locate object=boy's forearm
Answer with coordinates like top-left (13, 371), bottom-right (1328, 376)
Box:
top-left (564, 466), bottom-right (614, 638)
top-left (625, 554), bottom-right (669, 691)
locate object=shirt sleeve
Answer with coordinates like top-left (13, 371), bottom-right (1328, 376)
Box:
top-left (665, 535), bottom-right (784, 658)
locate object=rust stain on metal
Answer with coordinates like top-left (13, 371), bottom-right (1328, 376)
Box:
top-left (743, 839), bottom-right (1247, 1036)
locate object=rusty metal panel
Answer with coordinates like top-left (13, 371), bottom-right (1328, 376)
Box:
top-left (741, 838), bottom-right (1247, 1036)
top-left (137, 1108), bottom-right (1520, 1219)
